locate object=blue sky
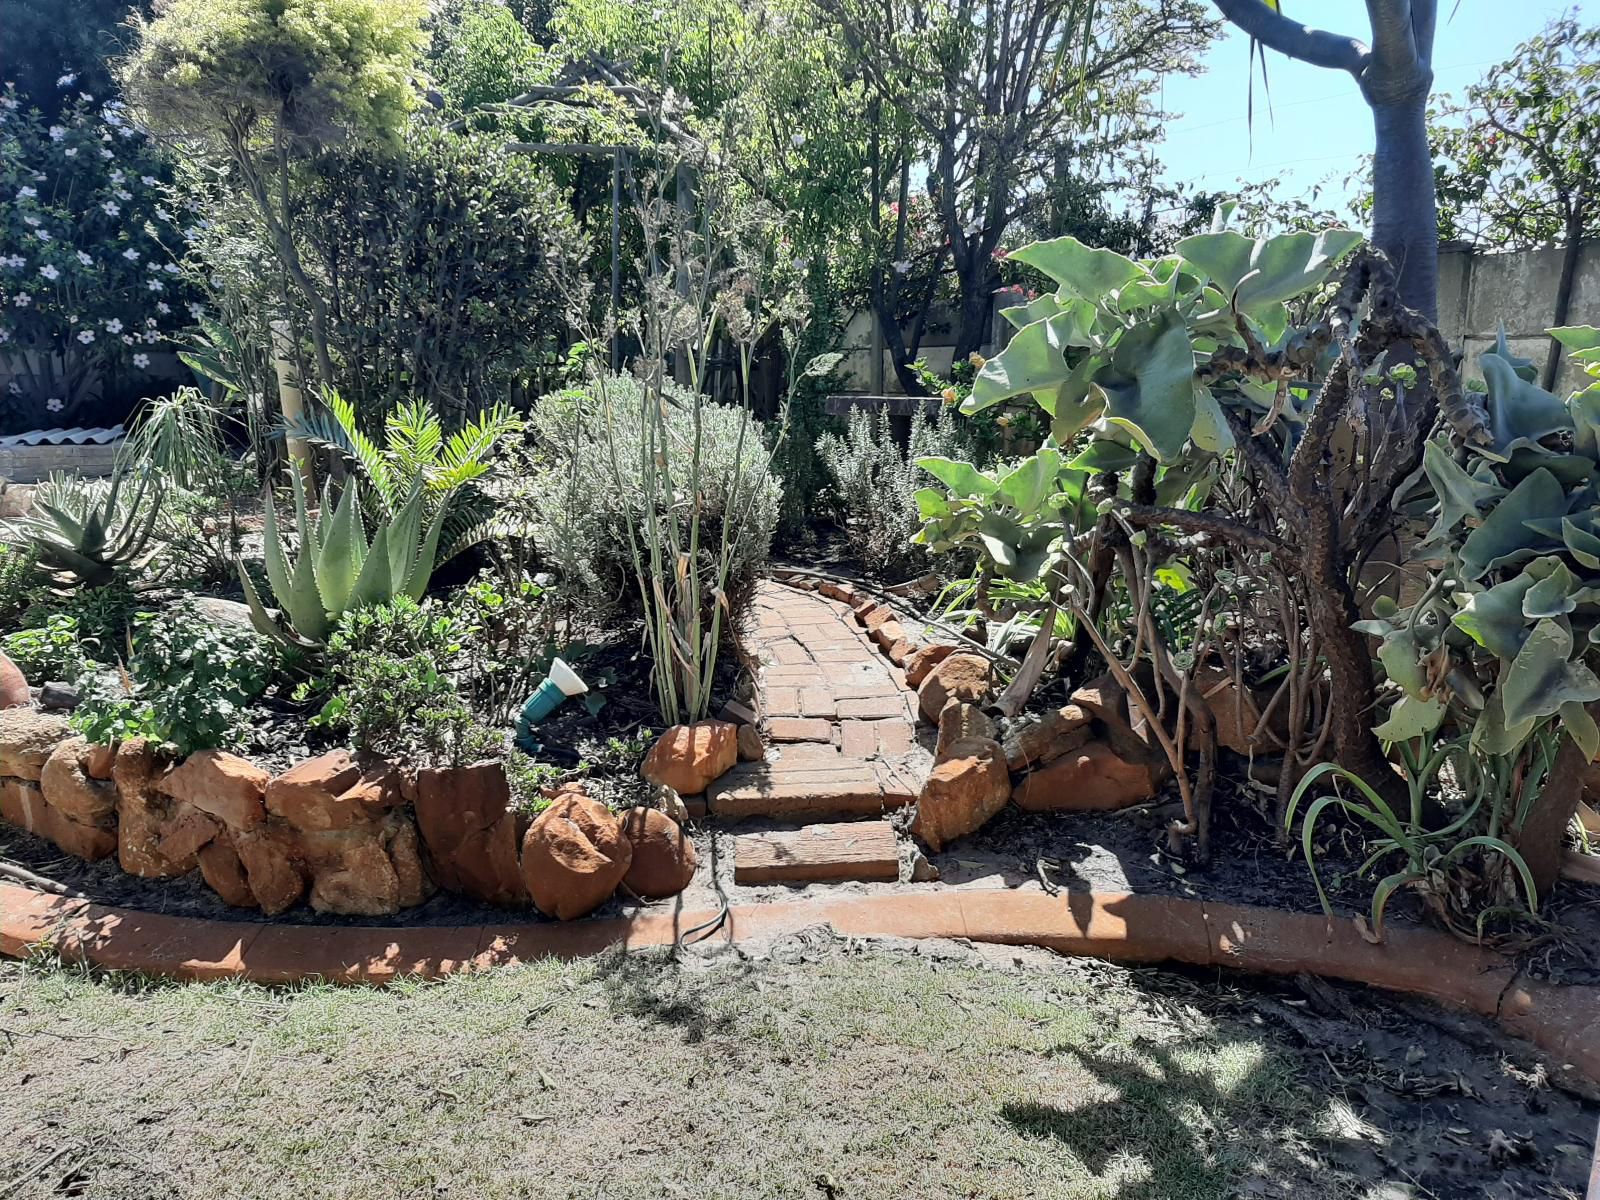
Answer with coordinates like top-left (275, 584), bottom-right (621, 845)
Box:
top-left (1155, 1), bottom-right (1581, 217)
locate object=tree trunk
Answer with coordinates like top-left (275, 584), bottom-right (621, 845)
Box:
top-left (1517, 722), bottom-right (1593, 897)
top-left (951, 270), bottom-right (994, 363)
top-left (1370, 96), bottom-right (1439, 321)
top-left (1542, 207), bottom-right (1585, 391)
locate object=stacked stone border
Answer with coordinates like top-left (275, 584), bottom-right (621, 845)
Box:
top-left (0, 712), bottom-right (695, 922)
top-left (3, 880), bottom-right (1595, 1086)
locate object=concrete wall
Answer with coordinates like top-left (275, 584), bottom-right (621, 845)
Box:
top-left (1433, 241), bottom-right (1597, 393)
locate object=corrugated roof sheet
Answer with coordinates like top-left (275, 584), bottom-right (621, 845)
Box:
top-left (0, 425), bottom-right (126, 448)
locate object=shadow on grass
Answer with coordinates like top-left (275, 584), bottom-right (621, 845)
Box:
top-left (590, 947), bottom-right (749, 1044)
top-left (1001, 1041), bottom-right (1286, 1200)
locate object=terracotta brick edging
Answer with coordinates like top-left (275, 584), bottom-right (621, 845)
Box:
top-left (2, 880), bottom-right (1594, 1084)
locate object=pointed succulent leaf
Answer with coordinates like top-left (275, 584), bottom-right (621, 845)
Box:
top-left (386, 490), bottom-right (426, 594)
top-left (1174, 229), bottom-right (1363, 313)
top-left (1095, 308), bottom-right (1196, 463)
top-left (314, 483), bottom-right (367, 615)
top-left (999, 293), bottom-right (1067, 331)
top-left (1458, 468), bottom-right (1566, 579)
top-left (1564, 514), bottom-right (1600, 569)
top-left (1524, 559), bottom-right (1581, 619)
top-left (913, 488), bottom-right (951, 520)
top-left (1563, 699), bottom-right (1600, 762)
top-left (1551, 325), bottom-right (1600, 353)
top-left (1452, 572), bottom-right (1538, 658)
top-left (1494, 323), bottom-right (1540, 382)
top-left (1377, 629), bottom-right (1428, 699)
top-left (1482, 350), bottom-right (1571, 456)
top-left (967, 311), bottom-right (1085, 412)
top-left (995, 449), bottom-right (1060, 517)
top-left (403, 500), bottom-right (448, 602)
top-left (1421, 438), bottom-right (1505, 534)
top-left (1006, 236), bottom-right (1147, 300)
top-left (1372, 694), bottom-right (1446, 744)
top-left (1067, 440), bottom-right (1140, 473)
top-left (349, 522), bottom-right (396, 610)
top-left (1189, 384), bottom-right (1235, 454)
top-left (1502, 619), bottom-right (1600, 728)
top-left (916, 457), bottom-right (999, 498)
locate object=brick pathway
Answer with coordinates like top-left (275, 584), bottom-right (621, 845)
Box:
top-left (706, 581), bottom-right (926, 823)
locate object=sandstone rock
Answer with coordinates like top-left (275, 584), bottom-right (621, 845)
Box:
top-left (936, 700), bottom-right (996, 761)
top-left (736, 722), bottom-right (765, 763)
top-left (917, 653), bottom-right (993, 723)
top-left (265, 750), bottom-right (403, 832)
top-left (0, 776), bottom-right (116, 860)
top-left (296, 814), bottom-right (432, 917)
top-left (413, 761), bottom-right (525, 906)
top-left (905, 644), bottom-right (958, 689)
top-left (0, 652), bottom-right (28, 709)
top-left (386, 818), bottom-right (433, 910)
top-left (160, 750), bottom-right (268, 831)
top-left (1012, 741), bottom-right (1162, 813)
top-left (39, 736), bottom-right (115, 823)
top-left (0, 708), bottom-right (71, 780)
top-left (1002, 704), bottom-right (1093, 773)
top-left (1070, 672), bottom-right (1129, 726)
top-left (196, 833), bottom-right (257, 908)
top-left (159, 804), bottom-right (222, 862)
top-left (0, 483), bottom-right (34, 519)
top-left (233, 826), bottom-right (306, 916)
top-left (521, 792), bottom-right (633, 920)
top-left (84, 743), bottom-right (115, 781)
top-left (113, 739), bottom-right (193, 878)
top-left (640, 721), bottom-right (737, 796)
top-left (619, 806), bottom-right (697, 898)
top-left (1194, 664), bottom-right (1275, 755)
top-left (910, 736), bottom-right (1010, 852)
top-left (887, 638), bottom-right (916, 666)
top-left (191, 596), bottom-right (256, 632)
top-left (873, 619), bottom-right (907, 651)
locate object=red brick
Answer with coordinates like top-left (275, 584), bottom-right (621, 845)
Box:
top-left (734, 821), bottom-right (900, 884)
top-left (765, 687), bottom-right (801, 717)
top-left (799, 687), bottom-right (835, 718)
top-left (838, 696), bottom-right (906, 720)
top-left (766, 718), bottom-right (835, 743)
top-left (770, 641), bottom-right (812, 666)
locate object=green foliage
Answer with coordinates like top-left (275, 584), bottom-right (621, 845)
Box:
top-left (526, 375), bottom-right (781, 626)
top-left (0, 0), bottom-right (147, 120)
top-left (450, 569), bottom-right (560, 728)
top-left (1379, 328), bottom-right (1600, 763)
top-left (816, 402), bottom-right (976, 578)
top-left (121, 387), bottom-right (230, 493)
top-left (0, 543), bottom-right (43, 628)
top-left (70, 603), bottom-right (274, 756)
top-left (238, 472), bottom-right (447, 648)
top-left (2, 614), bottom-right (88, 683)
top-left (44, 580), bottom-right (142, 655)
top-left (10, 468), bottom-right (164, 590)
top-left (289, 391), bottom-right (521, 561)
top-left (427, 0), bottom-right (551, 116)
top-left (120, 0), bottom-right (428, 149)
top-left (1286, 740), bottom-right (1543, 942)
top-left (307, 597), bottom-right (496, 765)
top-left (1425, 17), bottom-right (1600, 249)
top-left (296, 126), bottom-right (586, 421)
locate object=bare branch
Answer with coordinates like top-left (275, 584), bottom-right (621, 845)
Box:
top-left (1211, 0), bottom-right (1369, 75)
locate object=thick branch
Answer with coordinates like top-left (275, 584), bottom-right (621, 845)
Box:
top-left (1114, 502), bottom-right (1288, 556)
top-left (1211, 0), bottom-right (1369, 75)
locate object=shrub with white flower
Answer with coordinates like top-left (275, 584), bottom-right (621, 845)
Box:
top-left (0, 83), bottom-right (196, 425)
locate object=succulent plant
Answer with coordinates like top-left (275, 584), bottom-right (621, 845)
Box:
top-left (238, 471), bottom-right (446, 648)
top-left (9, 467), bottom-right (164, 590)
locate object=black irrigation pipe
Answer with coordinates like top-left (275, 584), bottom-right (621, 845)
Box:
top-left (0, 860), bottom-right (91, 901)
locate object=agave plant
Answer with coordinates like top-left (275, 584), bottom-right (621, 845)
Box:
top-left (288, 391), bottom-right (520, 560)
top-left (238, 472), bottom-right (446, 648)
top-left (10, 468), bottom-right (164, 590)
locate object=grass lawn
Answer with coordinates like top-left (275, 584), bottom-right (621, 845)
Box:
top-left (0, 933), bottom-right (1584, 1199)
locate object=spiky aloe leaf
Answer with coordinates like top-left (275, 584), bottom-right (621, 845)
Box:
top-left (314, 483), bottom-right (367, 616)
top-left (385, 489), bottom-right (424, 589)
top-left (403, 500), bottom-right (448, 603)
top-left (237, 564), bottom-right (317, 650)
top-left (260, 492), bottom-right (297, 619)
top-left (349, 520), bottom-right (395, 611)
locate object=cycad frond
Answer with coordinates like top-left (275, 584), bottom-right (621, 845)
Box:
top-left (385, 398), bottom-right (444, 486)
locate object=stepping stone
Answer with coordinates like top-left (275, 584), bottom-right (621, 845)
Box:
top-left (707, 761), bottom-right (911, 822)
top-left (734, 820), bottom-right (900, 884)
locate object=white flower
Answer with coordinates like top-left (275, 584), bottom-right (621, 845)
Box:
top-left (104, 318), bottom-right (122, 333)
top-left (132, 353), bottom-right (149, 368)
top-left (31, 172), bottom-right (43, 181)
top-left (5, 381), bottom-right (18, 394)
top-left (141, 176), bottom-right (157, 187)
top-left (187, 302), bottom-right (204, 318)
top-left (146, 261), bottom-right (160, 272)
top-left (22, 215), bottom-right (39, 228)
top-left (121, 247), bottom-right (139, 262)
top-left (48, 125), bottom-right (65, 141)
top-left (67, 314), bottom-right (77, 323)
top-left (120, 334), bottom-right (133, 345)
top-left (794, 258), bottom-right (809, 271)
top-left (37, 265), bottom-right (59, 281)
top-left (76, 329), bottom-right (94, 344)
top-left (13, 293), bottom-right (31, 307)
top-left (155, 302), bottom-right (170, 314)
top-left (75, 251), bottom-right (92, 267)
top-left (0, 329), bottom-right (8, 344)
top-left (79, 93), bottom-right (92, 103)
top-left (1, 256), bottom-right (20, 269)
top-left (0, 97), bottom-right (17, 111)
top-left (162, 263), bottom-right (179, 275)
top-left (142, 330), bottom-right (159, 344)
top-left (109, 170), bottom-right (124, 183)
top-left (63, 147), bottom-right (76, 158)
top-left (146, 279), bottom-right (163, 292)
top-left (145, 317), bottom-right (157, 328)
top-left (119, 127), bottom-right (136, 139)
top-left (892, 259), bottom-right (912, 275)
top-left (34, 230), bottom-right (50, 242)
top-left (115, 189), bottom-right (131, 200)
top-left (16, 186), bottom-right (35, 199)
top-left (45, 397), bottom-right (63, 412)
top-left (154, 206), bottom-right (171, 222)
top-left (791, 132), bottom-right (807, 148)
top-left (99, 149), bottom-right (112, 159)
top-left (56, 73), bottom-right (76, 88)
top-left (100, 201), bottom-right (118, 216)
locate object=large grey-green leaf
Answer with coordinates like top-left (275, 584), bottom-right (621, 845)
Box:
top-left (1458, 468), bottom-right (1567, 579)
top-left (999, 293), bottom-right (1065, 331)
top-left (1482, 350), bottom-right (1571, 457)
top-left (1501, 619), bottom-right (1600, 728)
top-left (1377, 628), bottom-right (1428, 699)
top-left (1524, 559), bottom-right (1581, 619)
top-left (917, 456), bottom-right (999, 499)
top-left (967, 310), bottom-right (1092, 411)
top-left (1372, 694), bottom-right (1445, 743)
top-left (1007, 237), bottom-right (1147, 299)
top-left (1562, 699), bottom-right (1600, 762)
top-left (996, 448), bottom-right (1060, 517)
top-left (1420, 438), bottom-right (1505, 535)
top-left (1452, 572), bottom-right (1538, 659)
top-left (1095, 308), bottom-right (1196, 463)
top-left (1174, 228), bottom-right (1363, 313)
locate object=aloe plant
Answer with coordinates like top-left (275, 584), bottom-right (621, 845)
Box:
top-left (10, 468), bottom-right (164, 589)
top-left (238, 472), bottom-right (446, 647)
